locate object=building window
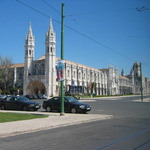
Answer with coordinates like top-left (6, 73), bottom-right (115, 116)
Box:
top-left (78, 72), bottom-right (81, 79)
top-left (136, 73), bottom-right (138, 77)
top-left (29, 50), bottom-right (31, 55)
top-left (67, 70), bottom-right (70, 78)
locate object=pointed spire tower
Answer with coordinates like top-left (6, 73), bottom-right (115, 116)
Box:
top-left (23, 22), bottom-right (35, 95)
top-left (24, 22), bottom-right (35, 75)
top-left (45, 19), bottom-right (56, 97)
top-left (28, 22), bottom-right (33, 36)
top-left (45, 18), bottom-right (56, 55)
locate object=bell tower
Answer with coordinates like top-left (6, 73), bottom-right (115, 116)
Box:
top-left (23, 22), bottom-right (35, 95)
top-left (24, 22), bottom-right (35, 75)
top-left (45, 19), bottom-right (56, 97)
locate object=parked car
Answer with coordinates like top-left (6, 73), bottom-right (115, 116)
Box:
top-left (0, 95), bottom-right (11, 106)
top-left (41, 94), bottom-right (48, 99)
top-left (0, 95), bottom-right (4, 100)
top-left (37, 94), bottom-right (43, 99)
top-left (24, 95), bottom-right (38, 99)
top-left (37, 94), bottom-right (48, 99)
top-left (0, 95), bottom-right (9, 100)
top-left (0, 96), bottom-right (41, 111)
top-left (0, 96), bottom-right (5, 107)
top-left (43, 96), bottom-right (91, 113)
top-left (0, 95), bottom-right (3, 99)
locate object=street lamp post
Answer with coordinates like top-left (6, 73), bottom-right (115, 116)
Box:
top-left (60, 3), bottom-right (65, 116)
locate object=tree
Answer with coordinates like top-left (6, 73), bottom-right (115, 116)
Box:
top-left (91, 82), bottom-right (96, 95)
top-left (0, 55), bottom-right (13, 94)
top-left (28, 81), bottom-right (45, 95)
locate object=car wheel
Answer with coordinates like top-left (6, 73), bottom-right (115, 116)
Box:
top-left (70, 107), bottom-right (77, 113)
top-left (22, 106), bottom-right (28, 111)
top-left (1, 105), bottom-right (5, 110)
top-left (46, 106), bottom-right (52, 112)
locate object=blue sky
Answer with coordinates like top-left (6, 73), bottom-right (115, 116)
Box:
top-left (0, 0), bottom-right (150, 79)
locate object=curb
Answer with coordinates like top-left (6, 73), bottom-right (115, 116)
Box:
top-left (0, 112), bottom-right (113, 138)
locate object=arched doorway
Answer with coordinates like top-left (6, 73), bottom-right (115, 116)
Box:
top-left (27, 81), bottom-right (46, 95)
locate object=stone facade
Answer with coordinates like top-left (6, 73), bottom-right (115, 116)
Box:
top-left (10, 20), bottom-right (150, 97)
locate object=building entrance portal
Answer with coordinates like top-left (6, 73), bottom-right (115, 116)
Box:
top-left (27, 81), bottom-right (46, 95)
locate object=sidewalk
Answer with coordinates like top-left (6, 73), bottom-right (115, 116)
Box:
top-left (132, 98), bottom-right (150, 102)
top-left (0, 110), bottom-right (112, 138)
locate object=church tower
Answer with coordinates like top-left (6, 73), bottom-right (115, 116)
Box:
top-left (24, 23), bottom-right (35, 75)
top-left (45, 19), bottom-right (56, 97)
top-left (23, 23), bottom-right (35, 95)
top-left (121, 68), bottom-right (125, 76)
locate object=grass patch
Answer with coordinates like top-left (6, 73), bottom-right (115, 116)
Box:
top-left (0, 112), bottom-right (48, 123)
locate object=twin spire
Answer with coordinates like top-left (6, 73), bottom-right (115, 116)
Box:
top-left (27, 18), bottom-right (54, 37)
top-left (25, 19), bottom-right (55, 56)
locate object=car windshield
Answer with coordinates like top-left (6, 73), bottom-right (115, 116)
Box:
top-left (65, 97), bottom-right (78, 103)
top-left (18, 97), bottom-right (30, 101)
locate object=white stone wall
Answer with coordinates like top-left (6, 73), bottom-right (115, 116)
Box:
top-left (62, 60), bottom-right (107, 96)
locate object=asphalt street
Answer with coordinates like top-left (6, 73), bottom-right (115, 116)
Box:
top-left (0, 95), bottom-right (150, 150)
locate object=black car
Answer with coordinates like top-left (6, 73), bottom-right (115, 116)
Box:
top-left (0, 96), bottom-right (41, 111)
top-left (24, 95), bottom-right (38, 99)
top-left (37, 94), bottom-right (47, 99)
top-left (43, 96), bottom-right (91, 113)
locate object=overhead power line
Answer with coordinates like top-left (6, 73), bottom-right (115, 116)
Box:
top-left (64, 24), bottom-right (135, 62)
top-left (16, 0), bottom-right (49, 18)
top-left (136, 6), bottom-right (150, 12)
top-left (16, 0), bottom-right (136, 62)
top-left (67, 7), bottom-right (136, 17)
top-left (16, 0), bottom-right (61, 24)
top-left (41, 0), bottom-right (61, 15)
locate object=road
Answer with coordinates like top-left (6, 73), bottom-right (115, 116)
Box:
top-left (0, 95), bottom-right (150, 150)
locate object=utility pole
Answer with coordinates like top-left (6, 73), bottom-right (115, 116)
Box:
top-left (60, 3), bottom-right (65, 116)
top-left (140, 63), bottom-right (143, 102)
